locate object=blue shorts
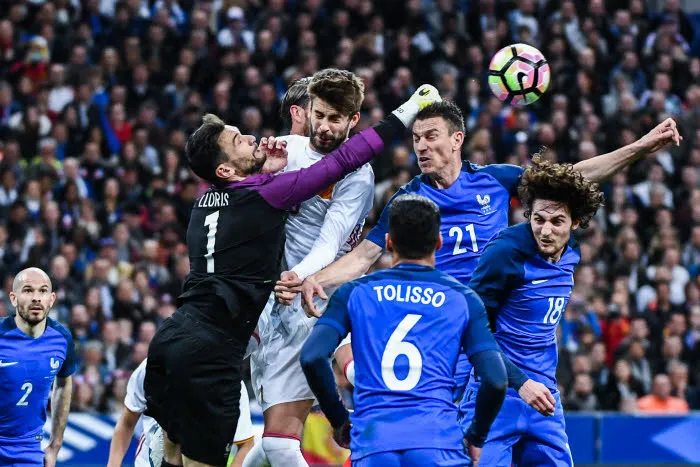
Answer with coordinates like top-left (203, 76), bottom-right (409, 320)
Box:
top-left (459, 383), bottom-right (573, 467)
top-left (0, 438), bottom-right (44, 466)
top-left (353, 449), bottom-right (469, 467)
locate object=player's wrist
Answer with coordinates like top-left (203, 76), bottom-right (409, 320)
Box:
top-left (464, 426), bottom-right (485, 448)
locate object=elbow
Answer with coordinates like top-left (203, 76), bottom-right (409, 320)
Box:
top-left (482, 358), bottom-right (508, 395)
top-left (299, 343), bottom-right (323, 376)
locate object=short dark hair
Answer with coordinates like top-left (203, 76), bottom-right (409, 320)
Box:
top-left (280, 77), bottom-right (311, 129)
top-left (388, 194), bottom-right (441, 259)
top-left (519, 154), bottom-right (605, 229)
top-left (415, 101), bottom-right (465, 134)
top-left (185, 114), bottom-right (228, 184)
top-left (308, 68), bottom-right (364, 116)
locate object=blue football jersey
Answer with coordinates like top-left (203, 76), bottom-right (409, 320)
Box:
top-left (468, 223), bottom-right (580, 389)
top-left (0, 316), bottom-right (78, 441)
top-left (318, 264), bottom-right (499, 460)
top-left (366, 162), bottom-right (523, 285)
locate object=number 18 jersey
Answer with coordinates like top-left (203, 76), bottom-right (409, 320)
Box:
top-left (468, 223), bottom-right (581, 389)
top-left (318, 264), bottom-right (499, 460)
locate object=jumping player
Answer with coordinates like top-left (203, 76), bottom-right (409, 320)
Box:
top-left (245, 69), bottom-right (379, 467)
top-left (461, 155), bottom-right (606, 466)
top-left (143, 83), bottom-right (442, 467)
top-left (300, 194), bottom-right (508, 466)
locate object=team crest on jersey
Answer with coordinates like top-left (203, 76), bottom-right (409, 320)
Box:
top-left (50, 357), bottom-right (61, 370)
top-left (317, 184), bottom-right (335, 200)
top-left (477, 194), bottom-right (493, 214)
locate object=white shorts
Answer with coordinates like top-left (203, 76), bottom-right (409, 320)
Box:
top-left (250, 295), bottom-right (319, 411)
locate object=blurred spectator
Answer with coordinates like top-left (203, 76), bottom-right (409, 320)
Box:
top-left (637, 373), bottom-right (690, 413)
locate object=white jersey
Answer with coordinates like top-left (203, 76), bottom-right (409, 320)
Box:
top-left (124, 359), bottom-right (157, 467)
top-left (251, 134), bottom-right (375, 410)
top-left (282, 134), bottom-right (374, 284)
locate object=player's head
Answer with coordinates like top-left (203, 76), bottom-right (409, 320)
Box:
top-left (185, 114), bottom-right (263, 184)
top-left (386, 194), bottom-right (442, 263)
top-left (519, 154), bottom-right (605, 262)
top-left (9, 267), bottom-right (55, 327)
top-left (281, 77), bottom-right (311, 136)
top-left (412, 101), bottom-right (465, 178)
top-left (307, 68), bottom-right (364, 154)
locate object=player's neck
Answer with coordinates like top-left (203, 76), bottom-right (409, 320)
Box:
top-left (427, 164), bottom-right (461, 190)
top-left (14, 314), bottom-right (47, 338)
top-left (393, 256), bottom-right (435, 268)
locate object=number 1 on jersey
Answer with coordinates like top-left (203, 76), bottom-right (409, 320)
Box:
top-left (204, 211), bottom-right (220, 273)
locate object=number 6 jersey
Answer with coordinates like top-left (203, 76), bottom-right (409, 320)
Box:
top-left (317, 264), bottom-right (499, 460)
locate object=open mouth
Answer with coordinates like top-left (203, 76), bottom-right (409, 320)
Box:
top-left (418, 157), bottom-right (430, 163)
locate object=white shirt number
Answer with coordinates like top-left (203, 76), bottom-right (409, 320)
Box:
top-left (544, 297), bottom-right (565, 324)
top-left (204, 211), bottom-right (220, 273)
top-left (381, 314), bottom-right (423, 391)
top-left (449, 224), bottom-right (478, 255)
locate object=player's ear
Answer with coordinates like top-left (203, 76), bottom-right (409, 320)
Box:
top-left (8, 291), bottom-right (16, 307)
top-left (348, 112), bottom-right (360, 130)
top-left (435, 232), bottom-right (443, 251)
top-left (49, 292), bottom-right (56, 309)
top-left (571, 219), bottom-right (581, 231)
top-left (215, 162), bottom-right (235, 180)
top-left (452, 131), bottom-right (464, 153)
top-left (290, 105), bottom-right (303, 124)
top-left (385, 233), bottom-right (393, 253)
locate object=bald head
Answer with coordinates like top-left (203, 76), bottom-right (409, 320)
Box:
top-left (13, 267), bottom-right (52, 293)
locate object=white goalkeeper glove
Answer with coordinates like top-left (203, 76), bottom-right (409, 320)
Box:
top-left (392, 84), bottom-right (442, 127)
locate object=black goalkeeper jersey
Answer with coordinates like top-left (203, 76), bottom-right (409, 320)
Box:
top-left (178, 118), bottom-right (402, 335)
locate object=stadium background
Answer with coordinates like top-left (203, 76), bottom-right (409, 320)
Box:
top-left (0, 0), bottom-right (699, 465)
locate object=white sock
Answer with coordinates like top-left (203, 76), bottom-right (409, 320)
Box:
top-left (261, 434), bottom-right (308, 467)
top-left (241, 440), bottom-right (269, 467)
top-left (344, 359), bottom-right (355, 387)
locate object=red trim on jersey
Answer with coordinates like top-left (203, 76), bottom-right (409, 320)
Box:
top-left (343, 456), bottom-right (352, 467)
top-left (343, 359), bottom-right (354, 379)
top-left (263, 431), bottom-right (301, 442)
top-left (251, 331), bottom-right (260, 345)
top-left (135, 433), bottom-right (146, 458)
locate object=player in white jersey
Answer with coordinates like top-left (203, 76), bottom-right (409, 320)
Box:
top-left (244, 69), bottom-right (373, 467)
top-left (108, 359), bottom-right (254, 467)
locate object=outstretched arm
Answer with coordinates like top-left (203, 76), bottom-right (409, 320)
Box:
top-left (572, 117), bottom-right (681, 182)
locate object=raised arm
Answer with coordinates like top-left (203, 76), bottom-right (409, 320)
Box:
top-left (107, 407), bottom-right (141, 467)
top-left (260, 117), bottom-right (402, 210)
top-left (259, 84), bottom-right (442, 210)
top-left (572, 117), bottom-right (681, 182)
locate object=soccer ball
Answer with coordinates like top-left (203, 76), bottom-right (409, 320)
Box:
top-left (488, 43), bottom-right (550, 107)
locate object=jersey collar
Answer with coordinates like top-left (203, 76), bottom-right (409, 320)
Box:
top-left (393, 263), bottom-right (435, 272)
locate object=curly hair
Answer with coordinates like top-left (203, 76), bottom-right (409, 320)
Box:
top-left (519, 153), bottom-right (605, 229)
top-left (308, 68), bottom-right (365, 116)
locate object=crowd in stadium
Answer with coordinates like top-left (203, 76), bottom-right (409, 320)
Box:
top-left (0, 0), bottom-right (698, 426)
